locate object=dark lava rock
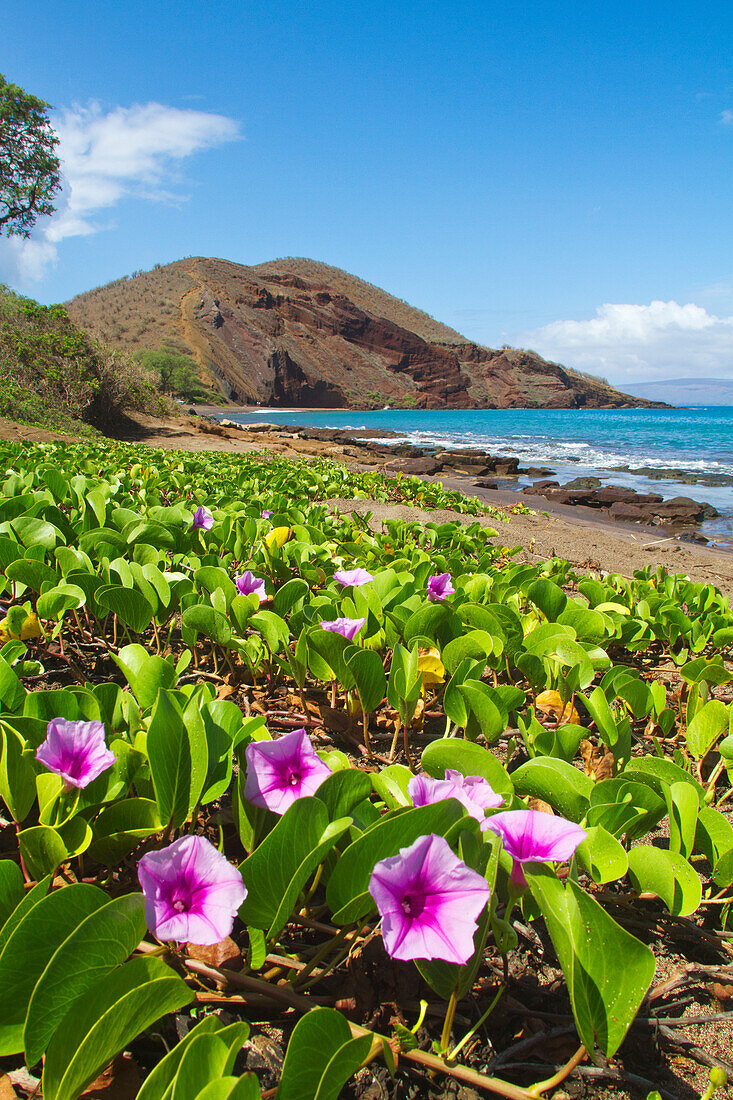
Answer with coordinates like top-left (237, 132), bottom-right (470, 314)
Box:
top-left (564, 476), bottom-right (602, 490)
top-left (475, 479), bottom-right (499, 489)
top-left (524, 480), bottom-right (560, 494)
top-left (389, 456), bottom-right (444, 475)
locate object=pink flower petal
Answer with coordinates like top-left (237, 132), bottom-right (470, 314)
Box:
top-left (369, 833), bottom-right (490, 964)
top-left (427, 573), bottom-right (455, 602)
top-left (138, 835), bottom-right (246, 945)
top-left (243, 729), bottom-right (331, 814)
top-left (234, 571), bottom-right (266, 599)
top-left (408, 770), bottom-right (502, 827)
top-left (484, 809), bottom-right (587, 865)
top-left (333, 568), bottom-right (374, 587)
top-left (36, 718), bottom-right (115, 789)
top-left (320, 617), bottom-right (367, 640)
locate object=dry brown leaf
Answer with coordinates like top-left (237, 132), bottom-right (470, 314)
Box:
top-left (317, 704), bottom-right (352, 734)
top-left (81, 1055), bottom-right (140, 1100)
top-left (216, 684), bottom-right (236, 700)
top-left (187, 935), bottom-right (242, 969)
top-left (0, 1076), bottom-right (18, 1100)
top-left (580, 738), bottom-right (614, 781)
top-left (527, 798), bottom-right (554, 814)
top-left (535, 690), bottom-right (579, 725)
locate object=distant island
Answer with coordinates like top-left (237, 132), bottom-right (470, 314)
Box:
top-left (619, 377), bottom-right (733, 407)
top-left (65, 257), bottom-right (666, 411)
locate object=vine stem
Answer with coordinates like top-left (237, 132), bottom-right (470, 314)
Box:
top-left (182, 958), bottom-right (548, 1099)
top-left (439, 987), bottom-right (459, 1054)
top-left (525, 1044), bottom-right (586, 1097)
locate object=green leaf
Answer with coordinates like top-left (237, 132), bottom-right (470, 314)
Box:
top-left (686, 700), bottom-right (730, 759)
top-left (527, 865), bottom-right (655, 1057)
top-left (0, 722), bottom-right (36, 821)
top-left (5, 558), bottom-right (58, 593)
top-left (24, 893), bottom-right (146, 1066)
top-left (36, 583), bottom-right (86, 620)
top-left (713, 849), bottom-right (733, 889)
top-left (88, 798), bottom-right (162, 864)
top-left (42, 956), bottom-right (193, 1100)
top-left (170, 1024), bottom-right (250, 1100)
top-left (136, 1016), bottom-right (229, 1100)
top-left (624, 757), bottom-right (704, 803)
top-left (17, 825), bottom-right (70, 879)
top-left (511, 757), bottom-right (593, 822)
top-left (325, 801), bottom-right (467, 924)
top-left (194, 566), bottom-right (238, 608)
top-left (96, 585), bottom-right (154, 633)
top-left (249, 610), bottom-right (290, 654)
top-left (576, 825), bottom-right (629, 884)
top-left (457, 681), bottom-right (505, 742)
top-left (441, 632), bottom-right (492, 675)
top-left (694, 805), bottom-right (733, 870)
top-left (273, 578), bottom-right (309, 617)
top-left (182, 604), bottom-right (232, 647)
top-left (314, 769), bottom-right (372, 821)
top-left (239, 798), bottom-right (352, 937)
top-left (0, 876), bottom-right (51, 952)
top-left (277, 1007), bottom-right (372, 1100)
top-left (344, 646), bottom-right (386, 713)
top-left (664, 781), bottom-right (699, 859)
top-left (627, 847), bottom-right (702, 916)
top-left (147, 690), bottom-right (202, 828)
top-left (402, 602), bottom-right (450, 645)
top-left (111, 644), bottom-right (178, 710)
top-left (0, 860), bottom-right (24, 928)
top-left (527, 577), bottom-right (567, 621)
top-left (0, 883), bottom-right (106, 1055)
top-left (11, 516), bottom-right (61, 552)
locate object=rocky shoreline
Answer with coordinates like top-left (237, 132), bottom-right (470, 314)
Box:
top-left (219, 418), bottom-right (721, 540)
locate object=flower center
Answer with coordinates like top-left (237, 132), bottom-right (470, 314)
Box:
top-left (288, 771), bottom-right (301, 786)
top-left (172, 898), bottom-right (188, 913)
top-left (400, 891), bottom-right (425, 919)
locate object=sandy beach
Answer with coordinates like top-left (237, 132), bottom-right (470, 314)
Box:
top-left (9, 410), bottom-right (729, 598)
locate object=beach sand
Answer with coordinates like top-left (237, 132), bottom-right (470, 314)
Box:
top-left (6, 411), bottom-right (731, 597)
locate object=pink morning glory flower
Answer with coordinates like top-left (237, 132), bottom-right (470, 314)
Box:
top-left (243, 728), bottom-right (332, 815)
top-left (138, 835), bottom-right (247, 945)
top-left (320, 616), bottom-right (367, 640)
top-left (408, 769), bottom-right (503, 829)
top-left (192, 506), bottom-right (214, 530)
top-left (333, 567), bottom-right (374, 587)
top-left (483, 809), bottom-right (587, 888)
top-left (234, 570), bottom-right (267, 600)
top-left (369, 833), bottom-right (491, 964)
top-left (262, 510), bottom-right (273, 519)
top-left (427, 573), bottom-right (455, 602)
top-left (36, 718), bottom-right (116, 790)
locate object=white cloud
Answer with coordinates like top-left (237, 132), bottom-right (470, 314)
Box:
top-left (0, 101), bottom-right (240, 286)
top-left (721, 109), bottom-right (733, 125)
top-left (524, 300), bottom-right (733, 382)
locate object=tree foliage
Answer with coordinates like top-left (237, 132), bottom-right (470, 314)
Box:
top-left (0, 285), bottom-right (171, 430)
top-left (0, 73), bottom-right (61, 238)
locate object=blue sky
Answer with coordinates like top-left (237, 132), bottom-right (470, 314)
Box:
top-left (3, 0), bottom-right (733, 381)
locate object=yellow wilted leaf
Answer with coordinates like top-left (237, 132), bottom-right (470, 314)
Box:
top-left (0, 613), bottom-right (43, 641)
top-left (19, 612), bottom-right (43, 640)
top-left (264, 526), bottom-right (292, 552)
top-left (536, 690), bottom-right (579, 725)
top-left (417, 646), bottom-right (445, 690)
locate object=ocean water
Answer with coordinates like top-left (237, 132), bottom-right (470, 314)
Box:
top-left (225, 407), bottom-right (733, 543)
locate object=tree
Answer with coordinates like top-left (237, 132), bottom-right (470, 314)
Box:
top-left (0, 73), bottom-right (61, 237)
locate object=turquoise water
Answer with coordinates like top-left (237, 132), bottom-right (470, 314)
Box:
top-left (225, 407), bottom-right (733, 541)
